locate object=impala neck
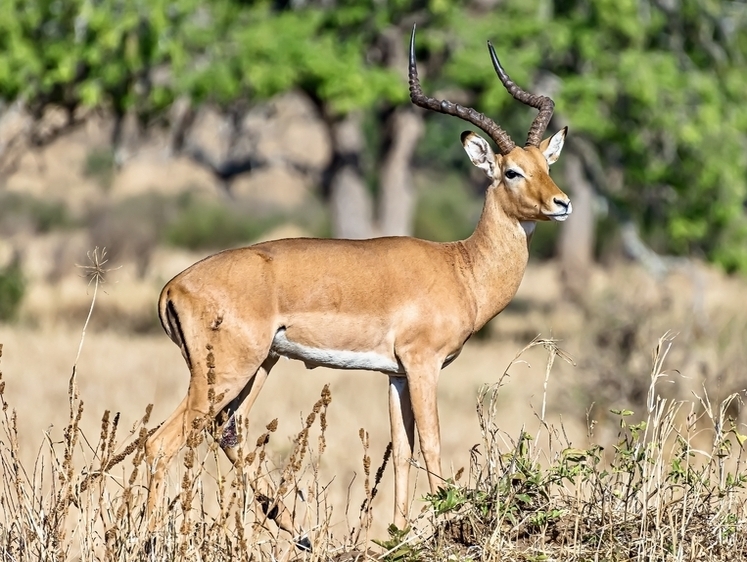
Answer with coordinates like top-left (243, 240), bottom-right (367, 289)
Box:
top-left (461, 185), bottom-right (533, 331)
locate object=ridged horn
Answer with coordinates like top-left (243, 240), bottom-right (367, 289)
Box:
top-left (408, 25), bottom-right (517, 155)
top-left (487, 41), bottom-right (554, 147)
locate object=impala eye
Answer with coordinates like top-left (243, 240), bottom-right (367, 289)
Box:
top-left (505, 169), bottom-right (521, 180)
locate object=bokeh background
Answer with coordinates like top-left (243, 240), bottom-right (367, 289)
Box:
top-left (1, 0), bottom-right (747, 539)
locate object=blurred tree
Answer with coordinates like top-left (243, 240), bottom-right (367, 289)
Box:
top-left (0, 0), bottom-right (186, 143)
top-left (1, 0), bottom-right (746, 272)
top-left (548, 0), bottom-right (747, 279)
top-left (172, 0), bottom-right (434, 237)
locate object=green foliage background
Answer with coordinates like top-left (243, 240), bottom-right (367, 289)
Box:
top-left (1, 0), bottom-right (746, 270)
top-left (0, 262), bottom-right (25, 321)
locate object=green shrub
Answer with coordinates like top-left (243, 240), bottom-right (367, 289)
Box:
top-left (87, 192), bottom-right (172, 277)
top-left (0, 262), bottom-right (25, 322)
top-left (0, 192), bottom-right (75, 235)
top-left (528, 221), bottom-right (560, 261)
top-left (83, 148), bottom-right (116, 191)
top-left (413, 172), bottom-right (481, 243)
top-left (87, 191), bottom-right (321, 268)
top-left (163, 195), bottom-right (283, 251)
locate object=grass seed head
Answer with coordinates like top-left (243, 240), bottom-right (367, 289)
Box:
top-left (142, 403), bottom-right (153, 425)
top-left (321, 383), bottom-right (331, 406)
top-left (105, 411), bottom-right (120, 458)
top-left (256, 432), bottom-right (270, 447)
top-left (374, 442), bottom-right (392, 490)
top-left (99, 410), bottom-right (111, 452)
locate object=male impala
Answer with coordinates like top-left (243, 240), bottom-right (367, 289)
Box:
top-left (146, 27), bottom-right (571, 549)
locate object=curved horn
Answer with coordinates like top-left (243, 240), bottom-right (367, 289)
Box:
top-left (487, 41), bottom-right (554, 148)
top-left (408, 25), bottom-right (516, 155)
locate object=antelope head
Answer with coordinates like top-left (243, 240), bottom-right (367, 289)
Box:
top-left (409, 27), bottom-right (572, 223)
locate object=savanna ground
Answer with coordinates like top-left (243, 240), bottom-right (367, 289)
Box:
top-left (2, 256), bottom-right (747, 561)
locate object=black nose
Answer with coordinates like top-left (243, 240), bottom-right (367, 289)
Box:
top-left (553, 197), bottom-right (569, 210)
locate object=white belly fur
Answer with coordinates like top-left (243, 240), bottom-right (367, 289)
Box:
top-left (271, 328), bottom-right (403, 374)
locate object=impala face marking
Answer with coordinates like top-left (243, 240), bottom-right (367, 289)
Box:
top-left (144, 25), bottom-right (571, 552)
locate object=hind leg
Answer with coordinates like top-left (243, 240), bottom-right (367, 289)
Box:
top-left (213, 355), bottom-right (277, 462)
top-left (212, 356), bottom-right (312, 551)
top-left (145, 336), bottom-right (270, 530)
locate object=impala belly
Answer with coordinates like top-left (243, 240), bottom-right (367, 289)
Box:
top-left (270, 328), bottom-right (464, 374)
top-left (271, 328), bottom-right (403, 374)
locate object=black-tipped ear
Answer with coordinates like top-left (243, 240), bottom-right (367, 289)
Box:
top-left (539, 126), bottom-right (567, 165)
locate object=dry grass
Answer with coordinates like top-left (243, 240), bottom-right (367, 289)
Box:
top-left (407, 335), bottom-right (747, 561)
top-left (2, 257), bottom-right (747, 560)
top-left (3, 328), bottom-right (747, 560)
top-left (0, 337), bottom-right (385, 560)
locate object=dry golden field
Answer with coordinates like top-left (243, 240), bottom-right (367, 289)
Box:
top-left (0, 312), bottom-right (582, 540)
top-left (2, 257), bottom-right (747, 560)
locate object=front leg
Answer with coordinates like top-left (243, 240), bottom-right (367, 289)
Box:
top-left (388, 376), bottom-right (415, 529)
top-left (402, 358), bottom-right (443, 496)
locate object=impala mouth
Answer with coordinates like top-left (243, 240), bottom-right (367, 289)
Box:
top-left (545, 201), bottom-right (572, 222)
top-left (548, 211), bottom-right (571, 222)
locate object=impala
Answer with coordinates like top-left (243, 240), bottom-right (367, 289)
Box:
top-left (145, 26), bottom-right (571, 549)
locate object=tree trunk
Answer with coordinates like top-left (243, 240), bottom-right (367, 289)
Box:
top-left (557, 149), bottom-right (596, 300)
top-left (378, 107), bottom-right (424, 236)
top-left (0, 102), bottom-right (32, 176)
top-left (329, 112), bottom-right (375, 239)
top-left (325, 25), bottom-right (424, 239)
top-left (377, 25), bottom-right (425, 237)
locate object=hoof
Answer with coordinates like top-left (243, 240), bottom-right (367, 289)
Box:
top-left (296, 536), bottom-right (312, 552)
top-left (143, 535), bottom-right (157, 556)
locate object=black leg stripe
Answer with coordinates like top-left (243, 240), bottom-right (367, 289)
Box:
top-left (167, 299), bottom-right (192, 369)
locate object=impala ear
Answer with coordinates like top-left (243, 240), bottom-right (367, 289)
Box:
top-left (461, 131), bottom-right (496, 180)
top-left (539, 126), bottom-right (567, 166)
